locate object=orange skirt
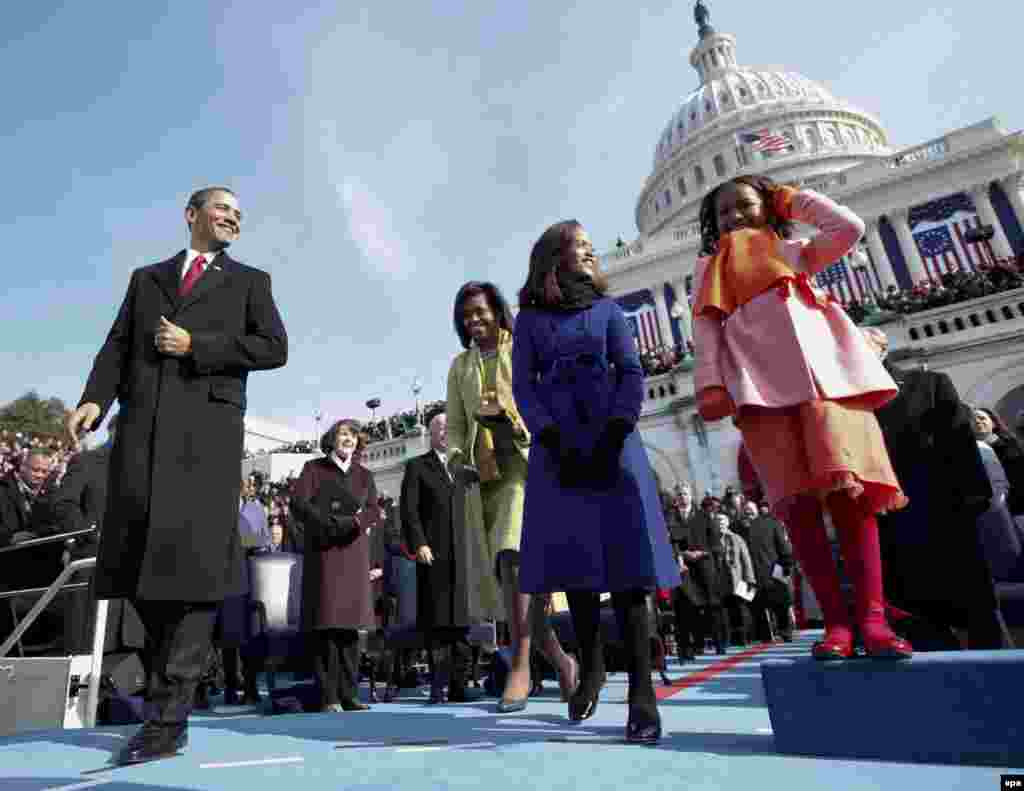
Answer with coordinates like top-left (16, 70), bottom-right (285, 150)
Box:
top-left (736, 399), bottom-right (908, 517)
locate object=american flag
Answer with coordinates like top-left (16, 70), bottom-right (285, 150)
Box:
top-left (622, 304), bottom-right (662, 353)
top-left (815, 260), bottom-right (862, 304)
top-left (737, 129), bottom-right (793, 153)
top-left (910, 192), bottom-right (992, 276)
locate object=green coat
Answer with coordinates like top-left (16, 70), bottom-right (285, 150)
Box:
top-left (446, 333), bottom-right (530, 567)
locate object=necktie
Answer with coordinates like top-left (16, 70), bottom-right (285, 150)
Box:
top-left (180, 255), bottom-right (207, 296)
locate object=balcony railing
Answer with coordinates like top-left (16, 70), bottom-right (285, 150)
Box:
top-left (887, 287), bottom-right (1024, 348)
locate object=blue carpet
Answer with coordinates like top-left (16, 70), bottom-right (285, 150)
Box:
top-left (0, 633), bottom-right (1018, 790)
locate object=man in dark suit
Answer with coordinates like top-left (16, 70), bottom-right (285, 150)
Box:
top-left (66, 186), bottom-right (287, 764)
top-left (668, 484), bottom-right (724, 659)
top-left (0, 449), bottom-right (65, 646)
top-left (743, 500), bottom-right (795, 642)
top-left (400, 412), bottom-right (476, 703)
top-left (864, 329), bottom-right (1011, 650)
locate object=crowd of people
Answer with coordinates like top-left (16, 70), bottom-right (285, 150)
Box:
top-left (841, 254), bottom-right (1024, 325)
top-left (362, 401), bottom-right (446, 444)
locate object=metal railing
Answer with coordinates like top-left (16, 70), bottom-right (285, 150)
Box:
top-left (0, 527), bottom-right (107, 728)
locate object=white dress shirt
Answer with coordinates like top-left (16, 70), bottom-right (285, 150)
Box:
top-left (435, 449), bottom-right (452, 481)
top-left (181, 249), bottom-right (220, 280)
top-left (330, 452), bottom-right (353, 475)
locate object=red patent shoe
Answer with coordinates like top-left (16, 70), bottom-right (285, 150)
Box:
top-left (811, 626), bottom-right (854, 661)
top-left (862, 626), bottom-right (913, 660)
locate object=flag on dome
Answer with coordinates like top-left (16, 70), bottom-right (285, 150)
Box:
top-left (737, 129), bottom-right (793, 153)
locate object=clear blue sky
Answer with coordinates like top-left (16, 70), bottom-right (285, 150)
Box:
top-left (2, 1), bottom-right (1021, 438)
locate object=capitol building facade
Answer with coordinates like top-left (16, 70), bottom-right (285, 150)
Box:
top-left (602, 3), bottom-right (1024, 497)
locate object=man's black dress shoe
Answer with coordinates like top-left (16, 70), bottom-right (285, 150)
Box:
top-left (115, 721), bottom-right (187, 766)
top-left (339, 698), bottom-right (371, 711)
top-left (447, 683), bottom-right (469, 703)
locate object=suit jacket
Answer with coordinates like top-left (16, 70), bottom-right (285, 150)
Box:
top-left (745, 513), bottom-right (794, 604)
top-left (401, 451), bottom-right (491, 629)
top-left (669, 506), bottom-right (722, 607)
top-left (875, 366), bottom-right (991, 516)
top-left (79, 250), bottom-right (287, 601)
top-left (0, 474), bottom-right (33, 548)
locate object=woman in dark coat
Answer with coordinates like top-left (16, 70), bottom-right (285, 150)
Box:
top-left (975, 408), bottom-right (1024, 515)
top-left (512, 219), bottom-right (679, 744)
top-left (291, 419), bottom-right (379, 712)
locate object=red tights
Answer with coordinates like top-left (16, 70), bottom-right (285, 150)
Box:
top-left (785, 492), bottom-right (910, 657)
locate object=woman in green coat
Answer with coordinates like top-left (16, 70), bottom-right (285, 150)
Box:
top-left (446, 281), bottom-right (578, 712)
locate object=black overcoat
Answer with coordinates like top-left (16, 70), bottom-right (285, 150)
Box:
top-left (400, 452), bottom-right (480, 629)
top-left (79, 251), bottom-right (287, 602)
top-left (745, 513), bottom-right (794, 607)
top-left (668, 507), bottom-right (722, 608)
top-left (50, 446), bottom-right (146, 652)
top-left (875, 365), bottom-right (1003, 642)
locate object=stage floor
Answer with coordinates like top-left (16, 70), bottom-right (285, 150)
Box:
top-left (1, 632), bottom-right (1017, 791)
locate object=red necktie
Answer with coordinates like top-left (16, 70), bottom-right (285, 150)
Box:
top-left (180, 255), bottom-right (207, 296)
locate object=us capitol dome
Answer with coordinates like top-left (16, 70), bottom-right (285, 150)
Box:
top-left (635, 0), bottom-right (893, 237)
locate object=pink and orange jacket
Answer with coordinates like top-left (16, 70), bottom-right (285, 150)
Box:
top-left (692, 189), bottom-right (897, 414)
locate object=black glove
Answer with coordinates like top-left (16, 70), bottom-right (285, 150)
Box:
top-left (327, 514), bottom-right (360, 548)
top-left (537, 425), bottom-right (587, 488)
top-left (588, 418), bottom-right (633, 490)
top-left (448, 454), bottom-right (481, 485)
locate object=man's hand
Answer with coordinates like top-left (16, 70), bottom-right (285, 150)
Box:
top-left (66, 403), bottom-right (101, 449)
top-left (416, 546), bottom-right (434, 565)
top-left (155, 316), bottom-right (192, 357)
top-left (369, 568), bottom-right (383, 582)
top-left (683, 550), bottom-right (706, 562)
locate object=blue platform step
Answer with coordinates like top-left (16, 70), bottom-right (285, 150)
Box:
top-left (761, 649), bottom-right (1024, 767)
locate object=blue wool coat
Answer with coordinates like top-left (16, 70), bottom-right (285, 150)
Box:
top-left (512, 298), bottom-right (679, 594)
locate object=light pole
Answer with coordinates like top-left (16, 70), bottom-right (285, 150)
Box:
top-left (313, 410), bottom-right (322, 451)
top-left (411, 377), bottom-right (423, 427)
top-left (366, 398), bottom-right (383, 440)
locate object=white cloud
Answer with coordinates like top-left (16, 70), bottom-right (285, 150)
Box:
top-left (338, 177), bottom-right (414, 278)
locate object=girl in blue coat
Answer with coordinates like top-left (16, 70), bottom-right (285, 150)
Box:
top-left (512, 219), bottom-right (679, 744)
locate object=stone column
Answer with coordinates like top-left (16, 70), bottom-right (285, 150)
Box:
top-left (998, 174), bottom-right (1024, 241)
top-left (864, 219), bottom-right (899, 291)
top-left (970, 183), bottom-right (1015, 260)
top-left (890, 208), bottom-right (930, 285)
top-left (652, 284), bottom-right (674, 350)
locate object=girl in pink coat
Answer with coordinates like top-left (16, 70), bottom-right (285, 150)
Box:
top-left (691, 175), bottom-right (912, 660)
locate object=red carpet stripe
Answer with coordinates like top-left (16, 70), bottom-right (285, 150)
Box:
top-left (656, 642), bottom-right (776, 700)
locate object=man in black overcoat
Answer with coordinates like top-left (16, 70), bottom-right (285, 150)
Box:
top-left (668, 484), bottom-right (724, 659)
top-left (400, 413), bottom-right (474, 703)
top-left (743, 500), bottom-right (795, 642)
top-left (66, 186), bottom-right (287, 764)
top-left (864, 329), bottom-right (1012, 649)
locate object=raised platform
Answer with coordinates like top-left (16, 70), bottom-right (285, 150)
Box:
top-left (1, 635), bottom-right (1018, 791)
top-left (762, 649), bottom-right (1024, 767)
